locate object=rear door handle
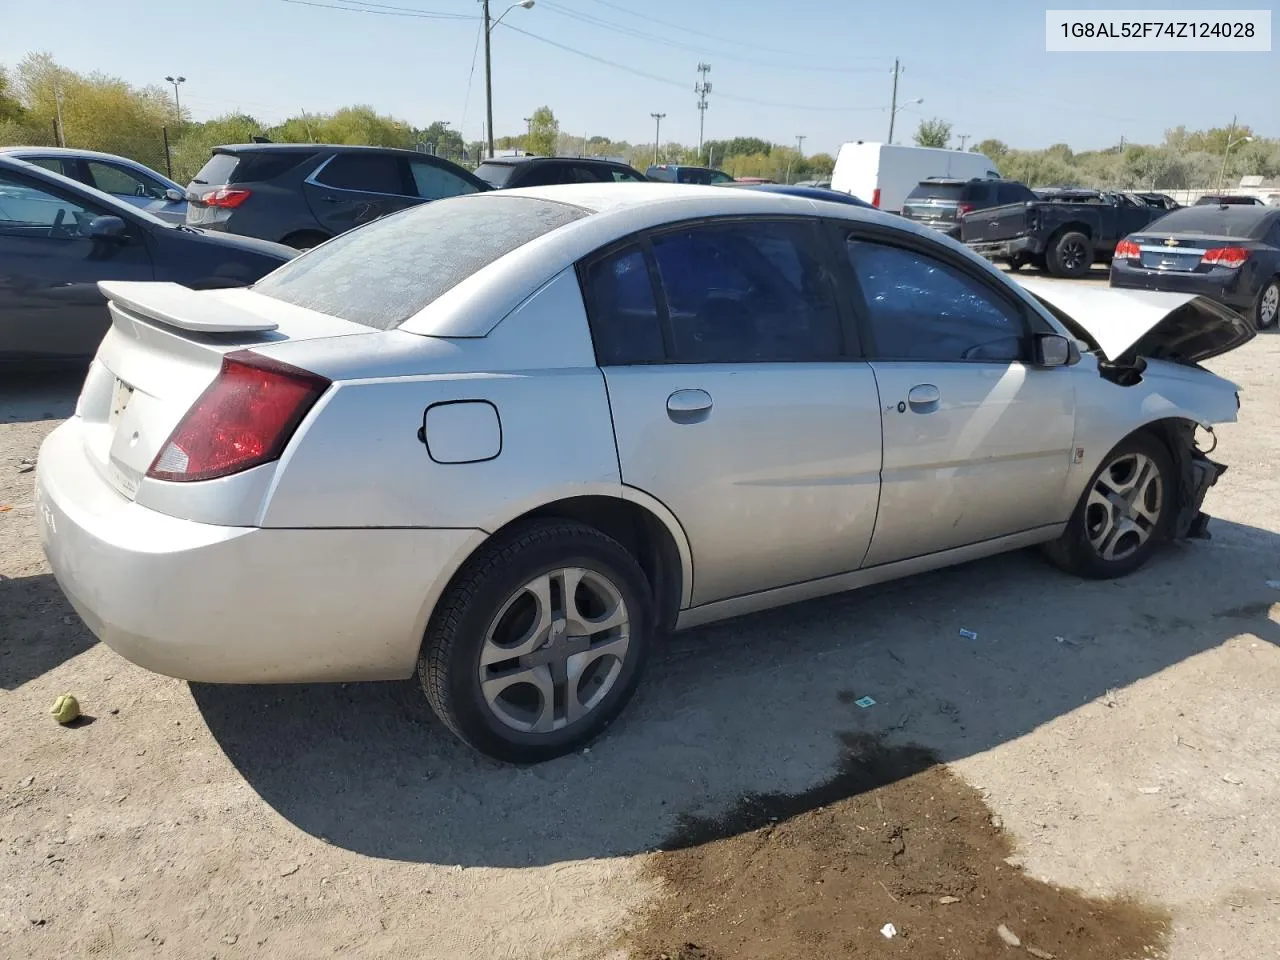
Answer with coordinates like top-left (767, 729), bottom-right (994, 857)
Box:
top-left (667, 388), bottom-right (713, 424)
top-left (907, 383), bottom-right (940, 414)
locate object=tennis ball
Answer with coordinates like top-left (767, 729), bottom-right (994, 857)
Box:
top-left (51, 694), bottom-right (80, 725)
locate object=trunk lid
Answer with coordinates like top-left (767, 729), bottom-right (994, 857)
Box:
top-left (961, 203), bottom-right (1030, 243)
top-left (1014, 275), bottom-right (1255, 365)
top-left (1127, 232), bottom-right (1254, 274)
top-left (80, 281), bottom-right (364, 501)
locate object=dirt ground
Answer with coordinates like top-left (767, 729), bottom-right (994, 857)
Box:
top-left (2, 282), bottom-right (1278, 960)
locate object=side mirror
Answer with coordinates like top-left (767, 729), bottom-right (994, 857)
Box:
top-left (87, 215), bottom-right (129, 241)
top-left (165, 188), bottom-right (185, 203)
top-left (1034, 333), bottom-right (1078, 368)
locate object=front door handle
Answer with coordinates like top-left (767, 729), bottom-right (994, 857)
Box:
top-left (907, 383), bottom-right (940, 414)
top-left (667, 388), bottom-right (713, 424)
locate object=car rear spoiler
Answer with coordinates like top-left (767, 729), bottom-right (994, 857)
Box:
top-left (98, 281), bottom-right (279, 334)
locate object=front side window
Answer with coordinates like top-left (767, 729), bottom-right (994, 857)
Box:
top-left (845, 238), bottom-right (1027, 362)
top-left (408, 160), bottom-right (480, 200)
top-left (315, 153), bottom-right (407, 195)
top-left (611, 167), bottom-right (647, 182)
top-left (87, 161), bottom-right (168, 199)
top-left (650, 220), bottom-right (843, 363)
top-left (0, 171), bottom-right (101, 236)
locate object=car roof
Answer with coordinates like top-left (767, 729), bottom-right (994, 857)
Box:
top-left (479, 156), bottom-right (629, 167)
top-left (0, 145), bottom-right (156, 165)
top-left (723, 183), bottom-right (871, 206)
top-left (215, 143), bottom-right (424, 157)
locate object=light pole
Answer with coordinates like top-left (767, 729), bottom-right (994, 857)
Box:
top-left (164, 75), bottom-right (185, 124)
top-left (650, 112), bottom-right (665, 164)
top-left (888, 97), bottom-right (922, 145)
top-left (957, 133), bottom-right (970, 151)
top-left (1216, 116), bottom-right (1252, 191)
top-left (482, 0), bottom-right (535, 159)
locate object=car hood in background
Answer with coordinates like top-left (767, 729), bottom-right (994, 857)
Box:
top-left (182, 226), bottom-right (298, 261)
top-left (1014, 276), bottom-right (1255, 365)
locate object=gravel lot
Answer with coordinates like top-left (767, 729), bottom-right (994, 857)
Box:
top-left (2, 279), bottom-right (1278, 959)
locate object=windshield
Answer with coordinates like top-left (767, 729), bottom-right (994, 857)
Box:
top-left (473, 163), bottom-right (516, 188)
top-left (251, 194), bottom-right (587, 329)
top-left (1144, 206), bottom-right (1271, 239)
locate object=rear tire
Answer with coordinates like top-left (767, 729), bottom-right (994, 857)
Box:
top-left (418, 520), bottom-right (653, 763)
top-left (280, 230), bottom-right (330, 250)
top-left (1043, 432), bottom-right (1175, 580)
top-left (1253, 277), bottom-right (1279, 330)
top-left (1047, 230), bottom-right (1093, 279)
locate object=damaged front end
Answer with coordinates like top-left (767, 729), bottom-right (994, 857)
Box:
top-left (1153, 420), bottom-right (1227, 541)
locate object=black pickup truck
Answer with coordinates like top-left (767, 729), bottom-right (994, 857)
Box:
top-left (961, 188), bottom-right (1170, 278)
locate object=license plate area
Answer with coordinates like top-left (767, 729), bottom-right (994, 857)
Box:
top-left (109, 377), bottom-right (134, 430)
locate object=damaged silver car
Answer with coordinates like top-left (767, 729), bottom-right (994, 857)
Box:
top-left (35, 186), bottom-right (1254, 762)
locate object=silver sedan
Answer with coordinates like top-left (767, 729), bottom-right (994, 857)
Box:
top-left (35, 184), bottom-right (1253, 762)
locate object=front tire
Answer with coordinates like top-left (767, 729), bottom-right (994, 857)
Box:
top-left (1254, 277), bottom-right (1279, 330)
top-left (1047, 230), bottom-right (1093, 278)
top-left (419, 520), bottom-right (653, 763)
top-left (1043, 432), bottom-right (1175, 579)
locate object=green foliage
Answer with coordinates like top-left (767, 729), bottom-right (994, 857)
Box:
top-left (913, 117), bottom-right (952, 149)
top-left (170, 113), bottom-right (262, 183)
top-left (972, 139), bottom-right (1009, 160)
top-left (526, 106), bottom-right (559, 157)
top-left (416, 120), bottom-right (465, 160)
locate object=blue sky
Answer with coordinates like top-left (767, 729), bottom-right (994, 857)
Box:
top-left (3, 0), bottom-right (1275, 154)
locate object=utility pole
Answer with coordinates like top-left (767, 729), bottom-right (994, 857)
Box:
top-left (695, 62), bottom-right (711, 163)
top-left (483, 0), bottom-right (495, 159)
top-left (887, 57), bottom-right (900, 144)
top-left (795, 134), bottom-right (806, 156)
top-left (957, 133), bottom-right (970, 151)
top-left (651, 112), bottom-right (665, 164)
top-left (53, 75), bottom-right (66, 147)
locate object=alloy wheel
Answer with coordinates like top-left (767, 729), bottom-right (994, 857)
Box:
top-left (478, 567), bottom-right (631, 734)
top-left (1084, 452), bottom-right (1164, 562)
top-left (1061, 240), bottom-right (1087, 271)
top-left (1260, 283), bottom-right (1279, 328)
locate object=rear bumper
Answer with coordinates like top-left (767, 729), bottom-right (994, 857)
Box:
top-left (904, 218), bottom-right (961, 240)
top-left (966, 235), bottom-right (1042, 259)
top-left (36, 420), bottom-right (484, 683)
top-left (1108, 263), bottom-right (1253, 312)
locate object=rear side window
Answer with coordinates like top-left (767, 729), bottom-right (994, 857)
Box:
top-left (252, 195), bottom-right (586, 329)
top-left (473, 163), bottom-right (516, 188)
top-left (609, 166), bottom-right (647, 183)
top-left (314, 154), bottom-right (407, 195)
top-left (961, 182), bottom-right (995, 204)
top-left (997, 183), bottom-right (1032, 204)
top-left (20, 156), bottom-right (68, 176)
top-left (408, 159), bottom-right (480, 200)
top-left (582, 246), bottom-right (666, 365)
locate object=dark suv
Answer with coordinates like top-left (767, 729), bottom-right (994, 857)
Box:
top-left (473, 156), bottom-right (648, 189)
top-left (185, 144), bottom-right (489, 248)
top-left (901, 178), bottom-right (1036, 239)
top-left (646, 163), bottom-right (734, 184)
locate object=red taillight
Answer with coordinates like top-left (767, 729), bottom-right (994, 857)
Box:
top-left (1201, 246), bottom-right (1249, 269)
top-left (1115, 239), bottom-right (1141, 260)
top-left (148, 351), bottom-right (330, 483)
top-left (956, 202), bottom-right (975, 217)
top-left (200, 187), bottom-right (252, 209)
top-left (871, 188), bottom-right (881, 208)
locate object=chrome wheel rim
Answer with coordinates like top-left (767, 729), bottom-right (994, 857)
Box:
top-left (1084, 452), bottom-right (1164, 563)
top-left (479, 567), bottom-right (630, 734)
top-left (1260, 284), bottom-right (1279, 326)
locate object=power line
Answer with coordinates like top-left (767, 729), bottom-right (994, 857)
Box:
top-left (459, 18), bottom-right (485, 142)
top-left (539, 1), bottom-right (885, 74)
top-left (277, 0), bottom-right (476, 20)
top-left (499, 23), bottom-right (885, 113)
top-left (582, 0), bottom-right (884, 61)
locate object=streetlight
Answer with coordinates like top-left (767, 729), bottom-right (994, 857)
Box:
top-left (482, 0), bottom-right (535, 159)
top-left (888, 97), bottom-right (922, 145)
top-left (164, 75), bottom-right (186, 123)
top-left (1217, 120), bottom-right (1253, 191)
top-left (650, 112), bottom-right (666, 164)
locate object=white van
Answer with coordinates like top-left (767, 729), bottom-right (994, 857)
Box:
top-left (831, 142), bottom-right (1001, 214)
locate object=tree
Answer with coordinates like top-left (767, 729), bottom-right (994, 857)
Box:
top-left (806, 152), bottom-right (835, 177)
top-left (526, 106), bottom-right (559, 157)
top-left (415, 120), bottom-right (465, 159)
top-left (972, 138), bottom-right (1008, 160)
top-left (913, 117), bottom-right (951, 149)
top-left (0, 66), bottom-right (25, 123)
top-left (171, 113), bottom-right (263, 183)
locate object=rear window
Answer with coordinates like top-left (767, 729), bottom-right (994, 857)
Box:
top-left (474, 163), bottom-right (517, 188)
top-left (1145, 206), bottom-right (1272, 240)
top-left (646, 166), bottom-right (677, 182)
top-left (190, 150), bottom-right (316, 187)
top-left (905, 182), bottom-right (966, 201)
top-left (251, 195), bottom-right (587, 328)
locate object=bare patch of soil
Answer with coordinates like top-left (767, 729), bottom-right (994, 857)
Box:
top-left (624, 733), bottom-right (1169, 960)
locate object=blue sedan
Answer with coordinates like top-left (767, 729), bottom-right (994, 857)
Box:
top-left (0, 146), bottom-right (190, 224)
top-left (721, 182), bottom-right (875, 208)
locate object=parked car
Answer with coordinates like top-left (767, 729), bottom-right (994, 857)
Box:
top-left (732, 177), bottom-right (776, 185)
top-left (901, 177), bottom-right (1037, 240)
top-left (36, 183), bottom-right (1250, 763)
top-left (1134, 192), bottom-right (1181, 211)
top-left (831, 142), bottom-right (1000, 213)
top-left (646, 163), bottom-right (734, 184)
top-left (0, 146), bottom-right (189, 224)
top-left (185, 144), bottom-right (489, 248)
top-left (1195, 194), bottom-right (1267, 207)
top-left (962, 188), bottom-right (1169, 278)
top-left (721, 182), bottom-right (874, 207)
top-left (1110, 204), bottom-right (1280, 329)
top-left (0, 155), bottom-right (294, 366)
top-left (474, 156), bottom-right (648, 189)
